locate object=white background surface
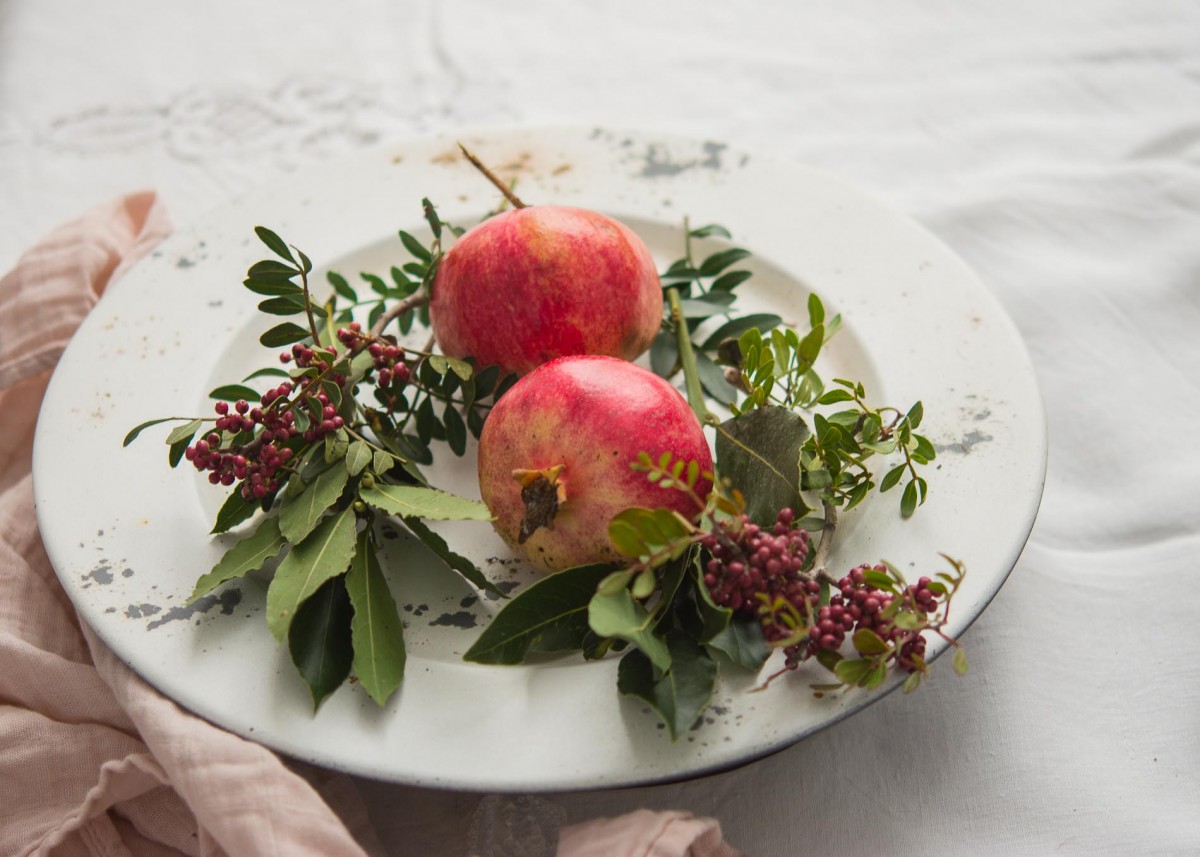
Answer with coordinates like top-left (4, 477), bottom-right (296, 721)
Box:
top-left (5, 1), bottom-right (1199, 854)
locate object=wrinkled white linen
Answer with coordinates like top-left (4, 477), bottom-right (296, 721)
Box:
top-left (3, 0), bottom-right (1198, 853)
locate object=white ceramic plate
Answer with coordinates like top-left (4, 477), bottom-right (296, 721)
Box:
top-left (33, 127), bottom-right (1046, 791)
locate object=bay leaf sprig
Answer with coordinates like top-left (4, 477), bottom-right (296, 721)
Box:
top-left (127, 216), bottom-right (506, 708)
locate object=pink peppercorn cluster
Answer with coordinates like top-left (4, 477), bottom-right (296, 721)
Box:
top-left (698, 509), bottom-right (948, 676)
top-left (335, 321), bottom-right (412, 393)
top-left (779, 564), bottom-right (945, 674)
top-left (699, 508), bottom-right (813, 644)
top-left (184, 393), bottom-right (297, 498)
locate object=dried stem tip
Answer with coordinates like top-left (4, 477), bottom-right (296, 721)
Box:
top-left (458, 143), bottom-right (528, 209)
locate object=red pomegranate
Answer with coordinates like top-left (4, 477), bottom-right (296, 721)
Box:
top-left (478, 356), bottom-right (713, 573)
top-left (429, 206), bottom-right (662, 377)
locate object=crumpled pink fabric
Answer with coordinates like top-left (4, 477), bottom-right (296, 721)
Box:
top-left (0, 192), bottom-right (741, 857)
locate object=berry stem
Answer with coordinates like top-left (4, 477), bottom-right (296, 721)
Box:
top-left (296, 264), bottom-right (323, 348)
top-left (458, 143), bottom-right (527, 209)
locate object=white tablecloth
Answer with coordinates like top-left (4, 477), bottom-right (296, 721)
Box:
top-left (5, 1), bottom-right (1199, 853)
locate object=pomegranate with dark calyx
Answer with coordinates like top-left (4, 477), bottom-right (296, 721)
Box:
top-left (478, 356), bottom-right (713, 573)
top-left (429, 206), bottom-right (661, 377)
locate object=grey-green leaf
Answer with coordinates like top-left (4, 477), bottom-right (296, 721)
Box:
top-left (588, 587), bottom-right (671, 672)
top-left (706, 615), bottom-right (770, 670)
top-left (715, 407), bottom-right (810, 525)
top-left (191, 515), bottom-right (287, 602)
top-left (266, 507), bottom-right (358, 641)
top-left (345, 531), bottom-right (406, 705)
top-left (617, 631), bottom-right (718, 740)
top-left (164, 418), bottom-right (202, 446)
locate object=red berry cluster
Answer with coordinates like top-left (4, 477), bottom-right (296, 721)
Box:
top-left (779, 565), bottom-right (944, 674)
top-left (185, 340), bottom-right (355, 500)
top-left (699, 510), bottom-right (948, 678)
top-left (699, 508), bottom-right (813, 643)
top-left (368, 341), bottom-right (411, 389)
top-left (184, 395), bottom-right (297, 498)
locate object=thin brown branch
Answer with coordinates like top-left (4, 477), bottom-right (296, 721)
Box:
top-left (458, 143), bottom-right (527, 209)
top-left (368, 290), bottom-right (430, 338)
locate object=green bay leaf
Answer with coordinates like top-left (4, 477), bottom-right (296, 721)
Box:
top-left (360, 483), bottom-right (491, 521)
top-left (123, 417), bottom-right (173, 447)
top-left (463, 563), bottom-right (617, 664)
top-left (279, 464), bottom-right (350, 545)
top-left (287, 574), bottom-right (353, 711)
top-left (266, 507), bottom-right (357, 641)
top-left (191, 515), bottom-right (286, 602)
top-left (401, 517), bottom-right (500, 597)
top-left (345, 531), bottom-right (406, 705)
top-left (210, 489), bottom-right (259, 534)
top-left (344, 440), bottom-right (373, 477)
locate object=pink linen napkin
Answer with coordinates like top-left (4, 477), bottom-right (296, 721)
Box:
top-left (0, 192), bottom-right (741, 857)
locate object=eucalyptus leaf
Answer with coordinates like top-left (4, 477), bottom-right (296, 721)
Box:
top-left (287, 574), bottom-right (353, 710)
top-left (463, 563), bottom-right (617, 664)
top-left (698, 247), bottom-right (752, 277)
top-left (700, 313), bottom-right (783, 350)
top-left (695, 351), bottom-right (734, 402)
top-left (711, 269), bottom-right (753, 292)
top-left (266, 507), bottom-right (358, 641)
top-left (715, 406), bottom-right (810, 525)
top-left (345, 531), bottom-right (406, 705)
top-left (650, 328), bottom-right (679, 378)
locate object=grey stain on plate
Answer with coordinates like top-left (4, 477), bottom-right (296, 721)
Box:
top-left (483, 579), bottom-right (520, 601)
top-left (125, 602), bottom-right (161, 619)
top-left (935, 429), bottom-right (994, 455)
top-left (82, 563), bottom-right (114, 587)
top-left (638, 141), bottom-right (726, 178)
top-left (146, 588), bottom-right (242, 630)
top-left (430, 611), bottom-right (478, 629)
